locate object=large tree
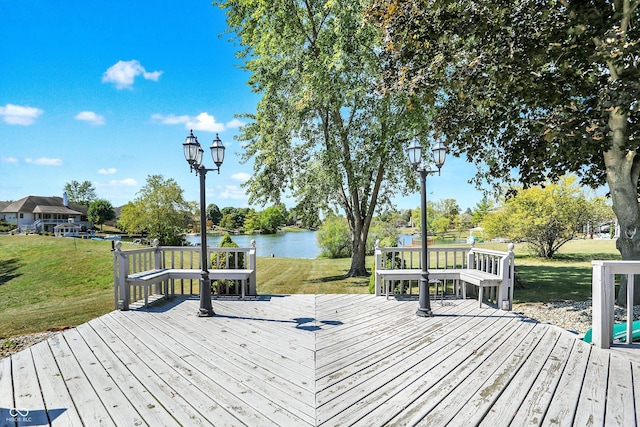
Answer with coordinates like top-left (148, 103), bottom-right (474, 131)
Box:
top-left (63, 180), bottom-right (96, 206)
top-left (482, 177), bottom-right (596, 258)
top-left (117, 175), bottom-right (191, 245)
top-left (372, 0), bottom-right (639, 299)
top-left (215, 0), bottom-right (434, 276)
top-left (87, 199), bottom-right (115, 231)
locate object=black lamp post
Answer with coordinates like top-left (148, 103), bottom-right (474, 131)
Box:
top-left (183, 129), bottom-right (225, 317)
top-left (407, 137), bottom-right (446, 317)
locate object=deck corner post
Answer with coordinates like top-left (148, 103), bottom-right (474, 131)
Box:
top-left (249, 241), bottom-right (257, 295)
top-left (591, 261), bottom-right (613, 349)
top-left (116, 246), bottom-right (130, 311)
top-left (374, 241), bottom-right (381, 296)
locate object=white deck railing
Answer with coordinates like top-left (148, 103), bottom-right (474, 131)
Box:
top-left (591, 260), bottom-right (638, 348)
top-left (113, 240), bottom-right (257, 308)
top-left (374, 244), bottom-right (515, 310)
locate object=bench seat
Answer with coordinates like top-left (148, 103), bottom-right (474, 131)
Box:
top-left (167, 269), bottom-right (254, 299)
top-left (377, 269), bottom-right (466, 300)
top-left (377, 268), bottom-right (507, 307)
top-left (459, 270), bottom-right (503, 307)
top-left (125, 269), bottom-right (171, 308)
top-left (125, 268), bottom-right (255, 307)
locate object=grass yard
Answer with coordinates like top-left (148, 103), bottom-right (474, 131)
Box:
top-left (511, 238), bottom-right (620, 302)
top-left (0, 234), bottom-right (620, 338)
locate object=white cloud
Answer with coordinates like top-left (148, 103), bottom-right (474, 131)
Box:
top-left (98, 167), bottom-right (117, 175)
top-left (218, 185), bottom-right (247, 200)
top-left (75, 111), bottom-right (105, 125)
top-left (225, 118), bottom-right (244, 129)
top-left (1, 157), bottom-right (18, 164)
top-left (102, 60), bottom-right (163, 89)
top-left (94, 178), bottom-right (139, 207)
top-left (25, 157), bottom-right (62, 166)
top-left (0, 104), bottom-right (43, 125)
top-left (152, 112), bottom-right (244, 133)
top-left (190, 112), bottom-right (226, 132)
top-left (108, 178), bottom-right (137, 186)
top-left (231, 172), bottom-right (251, 182)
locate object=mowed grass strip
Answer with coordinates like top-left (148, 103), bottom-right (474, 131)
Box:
top-left (0, 235), bottom-right (620, 338)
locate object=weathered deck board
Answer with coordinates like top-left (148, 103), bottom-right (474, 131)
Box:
top-left (504, 330), bottom-right (576, 426)
top-left (1, 295), bottom-right (638, 426)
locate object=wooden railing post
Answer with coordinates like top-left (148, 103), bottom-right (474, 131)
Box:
top-left (374, 240), bottom-right (381, 296)
top-left (497, 243), bottom-right (515, 311)
top-left (591, 261), bottom-right (613, 349)
top-left (113, 241), bottom-right (130, 311)
top-left (249, 240), bottom-right (257, 295)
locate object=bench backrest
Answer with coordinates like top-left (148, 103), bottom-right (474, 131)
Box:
top-left (467, 247), bottom-right (514, 277)
top-left (374, 245), bottom-right (469, 271)
top-left (113, 240), bottom-right (257, 309)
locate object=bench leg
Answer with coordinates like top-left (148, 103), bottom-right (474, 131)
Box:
top-left (478, 287), bottom-right (483, 308)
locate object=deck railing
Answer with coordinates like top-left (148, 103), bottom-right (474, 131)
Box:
top-left (373, 244), bottom-right (470, 298)
top-left (113, 240), bottom-right (257, 308)
top-left (591, 260), bottom-right (639, 349)
top-left (374, 245), bottom-right (470, 271)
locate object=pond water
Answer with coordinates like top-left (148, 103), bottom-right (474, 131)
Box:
top-left (185, 231), bottom-right (418, 259)
top-left (185, 231), bottom-right (321, 258)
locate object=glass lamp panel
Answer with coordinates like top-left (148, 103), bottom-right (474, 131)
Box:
top-left (195, 146), bottom-right (204, 168)
top-left (407, 140), bottom-right (422, 168)
top-left (210, 134), bottom-right (225, 167)
top-left (183, 131), bottom-right (201, 163)
top-left (432, 141), bottom-right (447, 169)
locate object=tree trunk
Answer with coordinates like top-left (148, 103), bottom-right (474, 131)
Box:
top-left (347, 232), bottom-right (368, 277)
top-left (604, 108), bottom-right (640, 305)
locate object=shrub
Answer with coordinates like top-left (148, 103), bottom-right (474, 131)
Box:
top-left (317, 215), bottom-right (351, 258)
top-left (210, 234), bottom-right (245, 294)
top-left (368, 242), bottom-right (407, 294)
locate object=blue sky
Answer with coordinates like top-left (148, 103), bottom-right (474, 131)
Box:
top-left (0, 0), bottom-right (485, 213)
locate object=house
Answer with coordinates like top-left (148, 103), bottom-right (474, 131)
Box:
top-left (0, 193), bottom-right (93, 233)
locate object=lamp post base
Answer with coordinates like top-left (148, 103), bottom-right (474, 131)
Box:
top-left (197, 307), bottom-right (215, 317)
top-left (197, 276), bottom-right (215, 317)
top-left (416, 307), bottom-right (434, 317)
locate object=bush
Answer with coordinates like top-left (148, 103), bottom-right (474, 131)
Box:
top-left (317, 216), bottom-right (351, 258)
top-left (367, 240), bottom-right (406, 294)
top-left (0, 221), bottom-right (15, 233)
top-left (210, 234), bottom-right (245, 294)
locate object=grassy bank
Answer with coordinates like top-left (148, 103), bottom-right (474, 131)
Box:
top-left (0, 235), bottom-right (619, 338)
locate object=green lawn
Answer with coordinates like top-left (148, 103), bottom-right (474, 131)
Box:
top-left (0, 234), bottom-right (620, 338)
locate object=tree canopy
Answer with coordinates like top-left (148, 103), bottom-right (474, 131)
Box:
top-left (215, 0), bottom-right (436, 276)
top-left (482, 177), bottom-right (611, 258)
top-left (63, 180), bottom-right (96, 206)
top-left (372, 0), bottom-right (640, 298)
top-left (117, 175), bottom-right (191, 245)
top-left (87, 199), bottom-right (115, 231)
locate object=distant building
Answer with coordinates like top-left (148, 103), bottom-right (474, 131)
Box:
top-left (0, 192), bottom-right (93, 233)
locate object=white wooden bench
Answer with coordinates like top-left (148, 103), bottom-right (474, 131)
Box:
top-left (114, 240), bottom-right (257, 310)
top-left (374, 243), bottom-right (515, 310)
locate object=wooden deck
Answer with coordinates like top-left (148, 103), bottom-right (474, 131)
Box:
top-left (1, 294), bottom-right (638, 426)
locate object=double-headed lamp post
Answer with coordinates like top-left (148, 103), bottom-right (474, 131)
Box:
top-left (407, 137), bottom-right (446, 317)
top-left (183, 129), bottom-right (225, 317)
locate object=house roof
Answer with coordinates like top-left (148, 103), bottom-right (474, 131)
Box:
top-left (1, 195), bottom-right (87, 216)
top-left (54, 223), bottom-right (82, 229)
top-left (33, 205), bottom-right (83, 215)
